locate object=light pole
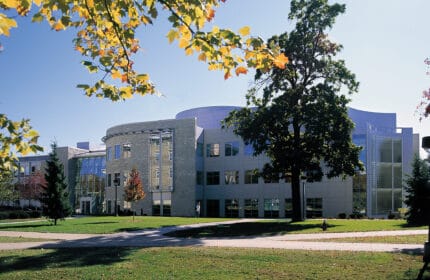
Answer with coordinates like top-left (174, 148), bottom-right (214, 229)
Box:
top-left (113, 178), bottom-right (119, 216)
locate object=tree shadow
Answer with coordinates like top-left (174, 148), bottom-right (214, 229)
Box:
top-left (0, 247), bottom-right (136, 274)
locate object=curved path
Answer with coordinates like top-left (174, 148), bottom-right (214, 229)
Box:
top-left (0, 220), bottom-right (426, 253)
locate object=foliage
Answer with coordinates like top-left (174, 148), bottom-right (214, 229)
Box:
top-left (0, 0), bottom-right (286, 100)
top-left (41, 143), bottom-right (71, 225)
top-left (404, 155), bottom-right (430, 226)
top-left (418, 58), bottom-right (430, 120)
top-left (224, 0), bottom-right (362, 222)
top-left (0, 170), bottom-right (18, 203)
top-left (17, 170), bottom-right (46, 207)
top-left (124, 168), bottom-right (145, 203)
top-left (0, 114), bottom-right (43, 173)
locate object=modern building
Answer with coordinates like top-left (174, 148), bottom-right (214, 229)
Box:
top-left (16, 106), bottom-right (419, 218)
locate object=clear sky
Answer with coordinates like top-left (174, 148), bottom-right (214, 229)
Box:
top-left (1, 0), bottom-right (430, 156)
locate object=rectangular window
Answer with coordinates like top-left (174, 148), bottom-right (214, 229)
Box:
top-left (107, 147), bottom-right (113, 161)
top-left (163, 200), bottom-right (171, 216)
top-left (306, 198), bottom-right (323, 218)
top-left (225, 199), bottom-right (239, 218)
top-left (206, 171), bottom-right (220, 185)
top-left (206, 143), bottom-right (220, 157)
top-left (244, 199), bottom-right (259, 218)
top-left (114, 172), bottom-right (121, 186)
top-left (107, 174), bottom-right (112, 187)
top-left (122, 144), bottom-right (131, 158)
top-left (196, 171), bottom-right (204, 185)
top-left (245, 169), bottom-right (259, 184)
top-left (264, 198), bottom-right (280, 218)
top-left (152, 200), bottom-right (160, 216)
top-left (225, 142), bottom-right (239, 156)
top-left (107, 200), bottom-right (112, 214)
top-left (114, 144), bottom-right (121, 159)
top-left (225, 170), bottom-right (239, 185)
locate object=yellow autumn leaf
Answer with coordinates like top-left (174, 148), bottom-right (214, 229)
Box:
top-left (239, 26), bottom-right (250, 36)
top-left (1, 0), bottom-right (19, 8)
top-left (212, 26), bottom-right (219, 34)
top-left (185, 47), bottom-right (193, 56)
top-left (179, 38), bottom-right (188, 49)
top-left (111, 70), bottom-right (122, 80)
top-left (86, 0), bottom-right (94, 8)
top-left (166, 29), bottom-right (178, 44)
top-left (136, 74), bottom-right (149, 83)
top-left (120, 87), bottom-right (133, 99)
top-left (198, 53), bottom-right (206, 62)
top-left (0, 14), bottom-right (17, 36)
top-left (53, 20), bottom-right (65, 31)
top-left (273, 53), bottom-right (289, 69)
top-left (33, 0), bottom-right (43, 6)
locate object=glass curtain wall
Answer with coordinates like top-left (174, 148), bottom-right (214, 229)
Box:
top-left (150, 130), bottom-right (174, 216)
top-left (74, 156), bottom-right (106, 214)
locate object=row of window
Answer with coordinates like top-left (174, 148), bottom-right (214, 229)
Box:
top-left (199, 142), bottom-right (255, 158)
top-left (205, 198), bottom-right (323, 218)
top-left (197, 170), bottom-right (281, 185)
top-left (106, 144), bottom-right (131, 161)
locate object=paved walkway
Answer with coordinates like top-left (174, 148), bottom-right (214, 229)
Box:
top-left (0, 220), bottom-right (427, 253)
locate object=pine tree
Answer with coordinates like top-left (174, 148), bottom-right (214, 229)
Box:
top-left (41, 143), bottom-right (71, 225)
top-left (405, 156), bottom-right (430, 226)
top-left (124, 168), bottom-right (145, 221)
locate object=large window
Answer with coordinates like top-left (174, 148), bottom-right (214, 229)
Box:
top-left (245, 169), bottom-right (259, 184)
top-left (150, 130), bottom-right (174, 191)
top-left (306, 198), bottom-right (323, 218)
top-left (114, 144), bottom-right (121, 159)
top-left (206, 171), bottom-right (220, 185)
top-left (264, 198), bottom-right (279, 218)
top-left (114, 172), bottom-right (121, 186)
top-left (244, 199), bottom-right (259, 218)
top-left (224, 170), bottom-right (239, 185)
top-left (206, 143), bottom-right (220, 157)
top-left (122, 144), bottom-right (131, 158)
top-left (225, 199), bottom-right (239, 217)
top-left (107, 174), bottom-right (112, 187)
top-left (225, 142), bottom-right (239, 156)
top-left (106, 147), bottom-right (112, 161)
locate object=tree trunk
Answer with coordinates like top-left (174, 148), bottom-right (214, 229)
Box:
top-left (291, 169), bottom-right (303, 222)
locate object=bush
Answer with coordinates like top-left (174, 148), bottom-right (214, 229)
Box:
top-left (337, 213), bottom-right (347, 219)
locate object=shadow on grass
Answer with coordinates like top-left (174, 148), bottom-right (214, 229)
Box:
top-left (0, 247), bottom-right (136, 274)
top-left (0, 224), bottom-right (50, 231)
top-left (165, 221), bottom-right (332, 238)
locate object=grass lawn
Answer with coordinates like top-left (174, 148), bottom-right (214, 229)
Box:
top-left (166, 219), bottom-right (427, 238)
top-left (314, 235), bottom-right (428, 244)
top-left (0, 247), bottom-right (427, 280)
top-left (0, 216), bottom-right (233, 234)
top-left (0, 236), bottom-right (55, 243)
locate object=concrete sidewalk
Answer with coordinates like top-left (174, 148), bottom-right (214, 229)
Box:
top-left (0, 220), bottom-right (426, 253)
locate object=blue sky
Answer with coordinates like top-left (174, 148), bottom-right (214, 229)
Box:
top-left (1, 0), bottom-right (430, 156)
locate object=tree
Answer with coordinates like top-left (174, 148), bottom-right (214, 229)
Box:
top-left (0, 171), bottom-right (18, 206)
top-left (404, 156), bottom-right (430, 226)
top-left (0, 0), bottom-right (288, 172)
top-left (41, 143), bottom-right (71, 225)
top-left (17, 170), bottom-right (46, 208)
top-left (224, 0), bottom-right (362, 222)
top-left (124, 167), bottom-right (145, 220)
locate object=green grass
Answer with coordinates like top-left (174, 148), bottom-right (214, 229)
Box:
top-left (166, 219), bottom-right (427, 238)
top-left (0, 247), bottom-right (427, 279)
top-left (314, 235), bottom-right (428, 244)
top-left (0, 216), bottom-right (233, 234)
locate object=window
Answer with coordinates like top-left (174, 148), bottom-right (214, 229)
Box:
top-left (225, 142), bottom-right (239, 156)
top-left (244, 199), bottom-right (259, 218)
top-left (107, 147), bottom-right (112, 161)
top-left (152, 200), bottom-right (160, 216)
top-left (122, 144), bottom-right (131, 158)
top-left (285, 198), bottom-right (292, 218)
top-left (225, 171), bottom-right (239, 185)
top-left (206, 143), bottom-right (220, 157)
top-left (244, 144), bottom-right (255, 156)
top-left (206, 171), bottom-right (220, 185)
top-left (163, 200), bottom-right (171, 216)
top-left (264, 198), bottom-right (279, 218)
top-left (114, 145), bottom-right (121, 159)
top-left (107, 200), bottom-right (112, 214)
top-left (306, 198), bottom-right (323, 218)
top-left (107, 174), bottom-right (112, 187)
top-left (196, 171), bottom-right (203, 185)
top-left (245, 169), bottom-right (259, 184)
top-left (225, 199), bottom-right (239, 217)
top-left (114, 173), bottom-right (121, 186)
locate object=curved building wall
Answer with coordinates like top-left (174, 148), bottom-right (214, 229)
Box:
top-left (175, 106), bottom-right (242, 129)
top-left (104, 118), bottom-right (197, 217)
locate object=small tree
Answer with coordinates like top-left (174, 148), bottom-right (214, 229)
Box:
top-left (404, 156), bottom-right (430, 226)
top-left (0, 171), bottom-right (18, 206)
top-left (18, 171), bottom-right (46, 209)
top-left (41, 143), bottom-right (71, 225)
top-left (124, 168), bottom-right (145, 221)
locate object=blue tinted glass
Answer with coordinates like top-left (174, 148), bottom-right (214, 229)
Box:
top-left (115, 145), bottom-right (121, 159)
top-left (244, 144), bottom-right (254, 156)
top-left (353, 134), bottom-right (367, 166)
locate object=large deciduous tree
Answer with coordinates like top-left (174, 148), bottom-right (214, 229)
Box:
top-left (0, 0), bottom-right (288, 172)
top-left (124, 167), bottom-right (145, 220)
top-left (17, 170), bottom-right (46, 208)
top-left (224, 0), bottom-right (362, 222)
top-left (41, 143), bottom-right (71, 225)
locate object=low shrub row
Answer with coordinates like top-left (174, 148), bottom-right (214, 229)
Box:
top-left (0, 210), bottom-right (42, 220)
